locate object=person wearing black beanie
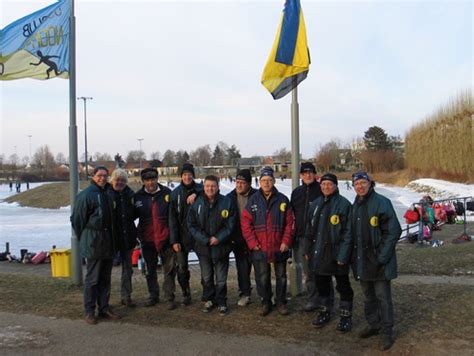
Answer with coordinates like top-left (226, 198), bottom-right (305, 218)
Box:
top-left (169, 162), bottom-right (203, 306)
top-left (290, 162), bottom-right (323, 312)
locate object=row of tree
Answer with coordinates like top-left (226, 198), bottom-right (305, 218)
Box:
top-left (314, 126), bottom-right (404, 173)
top-left (405, 90), bottom-right (473, 180)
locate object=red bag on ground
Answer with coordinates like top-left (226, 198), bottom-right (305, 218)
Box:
top-left (31, 251), bottom-right (47, 264)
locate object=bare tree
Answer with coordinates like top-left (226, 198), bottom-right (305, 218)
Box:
top-left (149, 151), bottom-right (162, 160)
top-left (56, 152), bottom-right (67, 164)
top-left (32, 145), bottom-right (56, 179)
top-left (190, 145), bottom-right (212, 166)
top-left (273, 147), bottom-right (291, 163)
top-left (94, 152), bottom-right (112, 161)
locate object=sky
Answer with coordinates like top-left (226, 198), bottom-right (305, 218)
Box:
top-left (0, 0), bottom-right (472, 162)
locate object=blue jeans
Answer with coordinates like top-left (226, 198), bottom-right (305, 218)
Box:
top-left (360, 280), bottom-right (394, 334)
top-left (252, 252), bottom-right (287, 306)
top-left (198, 254), bottom-right (229, 307)
top-left (84, 258), bottom-right (113, 315)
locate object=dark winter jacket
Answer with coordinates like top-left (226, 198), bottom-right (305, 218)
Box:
top-left (290, 180), bottom-right (322, 243)
top-left (134, 184), bottom-right (172, 252)
top-left (108, 185), bottom-right (138, 251)
top-left (304, 190), bottom-right (352, 275)
top-left (71, 181), bottom-right (115, 259)
top-left (169, 181), bottom-right (203, 252)
top-left (241, 187), bottom-right (295, 263)
top-left (352, 188), bottom-right (401, 281)
top-left (226, 187), bottom-right (258, 247)
top-left (187, 193), bottom-right (235, 260)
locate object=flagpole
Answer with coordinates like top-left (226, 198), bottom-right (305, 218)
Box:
top-left (290, 83), bottom-right (304, 296)
top-left (69, 0), bottom-right (82, 286)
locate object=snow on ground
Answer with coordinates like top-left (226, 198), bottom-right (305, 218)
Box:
top-left (406, 178), bottom-right (474, 200)
top-left (0, 179), bottom-right (472, 255)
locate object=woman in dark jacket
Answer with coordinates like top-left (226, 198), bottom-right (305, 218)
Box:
top-left (304, 173), bottom-right (353, 332)
top-left (108, 169), bottom-right (138, 307)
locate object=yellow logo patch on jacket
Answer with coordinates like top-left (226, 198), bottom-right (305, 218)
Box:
top-left (280, 203), bottom-right (286, 212)
top-left (165, 194), bottom-right (170, 203)
top-left (330, 214), bottom-right (340, 225)
top-left (370, 216), bottom-right (378, 227)
top-left (221, 209), bottom-right (229, 218)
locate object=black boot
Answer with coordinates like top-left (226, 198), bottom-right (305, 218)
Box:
top-left (312, 307), bottom-right (331, 328)
top-left (336, 309), bottom-right (352, 332)
top-left (336, 301), bottom-right (353, 332)
top-left (380, 332), bottom-right (394, 351)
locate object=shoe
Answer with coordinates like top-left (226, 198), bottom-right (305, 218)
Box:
top-left (303, 302), bottom-right (318, 312)
top-left (359, 326), bottom-right (380, 339)
top-left (202, 300), bottom-right (214, 313)
top-left (98, 310), bottom-right (121, 320)
top-left (182, 295), bottom-right (192, 306)
top-left (277, 304), bottom-right (289, 316)
top-left (121, 298), bottom-right (136, 308)
top-left (167, 301), bottom-right (177, 310)
top-left (336, 316), bottom-right (352, 332)
top-left (145, 298), bottom-right (158, 307)
top-left (312, 309), bottom-right (331, 328)
top-left (380, 334), bottom-right (394, 351)
top-left (260, 303), bottom-right (271, 317)
top-left (237, 296), bottom-right (251, 307)
top-left (84, 314), bottom-right (97, 325)
top-left (218, 306), bottom-right (228, 315)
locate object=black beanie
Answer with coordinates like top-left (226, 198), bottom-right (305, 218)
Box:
top-left (300, 162), bottom-right (316, 174)
top-left (320, 173), bottom-right (338, 185)
top-left (236, 169), bottom-right (252, 183)
top-left (180, 163), bottom-right (195, 177)
top-left (141, 168), bottom-right (158, 180)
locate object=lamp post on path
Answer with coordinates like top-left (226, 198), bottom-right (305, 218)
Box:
top-left (77, 96), bottom-right (93, 180)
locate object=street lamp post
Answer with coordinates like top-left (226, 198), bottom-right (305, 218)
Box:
top-left (138, 138), bottom-right (144, 169)
top-left (27, 135), bottom-right (32, 164)
top-left (77, 96), bottom-right (93, 180)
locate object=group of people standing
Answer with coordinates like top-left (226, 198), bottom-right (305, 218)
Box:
top-left (71, 162), bottom-right (401, 351)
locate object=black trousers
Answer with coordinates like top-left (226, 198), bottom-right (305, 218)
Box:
top-left (315, 274), bottom-right (353, 308)
top-left (84, 258), bottom-right (113, 315)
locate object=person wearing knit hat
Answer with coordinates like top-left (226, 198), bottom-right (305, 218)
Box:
top-left (241, 167), bottom-right (295, 316)
top-left (304, 172), bottom-right (354, 332)
top-left (290, 162), bottom-right (323, 312)
top-left (351, 172), bottom-right (401, 351)
top-left (227, 169), bottom-right (257, 307)
top-left (169, 162), bottom-right (203, 306)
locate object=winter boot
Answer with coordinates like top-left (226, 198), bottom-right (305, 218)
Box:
top-left (380, 331), bottom-right (395, 351)
top-left (312, 307), bottom-right (331, 328)
top-left (336, 309), bottom-right (352, 332)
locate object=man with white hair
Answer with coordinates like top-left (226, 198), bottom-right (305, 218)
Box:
top-left (108, 168), bottom-right (138, 307)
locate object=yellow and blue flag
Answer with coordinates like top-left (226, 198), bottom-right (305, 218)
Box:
top-left (0, 1), bottom-right (70, 81)
top-left (261, 0), bottom-right (310, 100)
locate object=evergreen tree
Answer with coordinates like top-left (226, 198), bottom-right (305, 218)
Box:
top-left (363, 126), bottom-right (392, 151)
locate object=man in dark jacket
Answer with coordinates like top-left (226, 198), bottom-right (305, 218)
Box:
top-left (226, 169), bottom-right (257, 306)
top-left (108, 168), bottom-right (138, 307)
top-left (241, 167), bottom-right (294, 317)
top-left (71, 166), bottom-right (120, 325)
top-left (351, 171), bottom-right (401, 351)
top-left (304, 173), bottom-right (354, 332)
top-left (169, 163), bottom-right (202, 306)
top-left (187, 175), bottom-right (235, 315)
top-left (290, 162), bottom-right (322, 311)
top-left (134, 168), bottom-right (175, 309)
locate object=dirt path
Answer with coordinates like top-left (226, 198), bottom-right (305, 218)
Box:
top-left (0, 311), bottom-right (325, 356)
top-left (395, 274), bottom-right (474, 286)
